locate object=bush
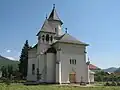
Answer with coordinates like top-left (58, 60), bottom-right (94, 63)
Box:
top-left (105, 82), bottom-right (110, 86)
top-left (2, 78), bottom-right (11, 85)
top-left (111, 81), bottom-right (117, 86)
top-left (117, 82), bottom-right (120, 86)
top-left (14, 80), bottom-right (19, 83)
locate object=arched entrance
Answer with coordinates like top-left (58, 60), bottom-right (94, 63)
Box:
top-left (69, 72), bottom-right (76, 83)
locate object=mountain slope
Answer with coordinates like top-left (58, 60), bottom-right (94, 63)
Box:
top-left (103, 67), bottom-right (118, 73)
top-left (114, 67), bottom-right (120, 73)
top-left (0, 55), bottom-right (19, 70)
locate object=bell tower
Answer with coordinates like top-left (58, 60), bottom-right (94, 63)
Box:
top-left (37, 4), bottom-right (63, 45)
top-left (47, 4), bottom-right (63, 36)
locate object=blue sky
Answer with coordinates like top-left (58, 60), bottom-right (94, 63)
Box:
top-left (0, 0), bottom-right (120, 69)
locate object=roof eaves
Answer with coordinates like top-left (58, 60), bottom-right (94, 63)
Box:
top-left (58, 41), bottom-right (89, 46)
top-left (51, 40), bottom-right (89, 46)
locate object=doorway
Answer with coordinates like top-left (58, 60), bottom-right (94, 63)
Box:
top-left (69, 73), bottom-right (76, 83)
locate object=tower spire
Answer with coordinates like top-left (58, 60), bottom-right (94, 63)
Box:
top-left (46, 14), bottom-right (47, 19)
top-left (65, 28), bottom-right (67, 33)
top-left (48, 4), bottom-right (63, 25)
top-left (53, 4), bottom-right (55, 9)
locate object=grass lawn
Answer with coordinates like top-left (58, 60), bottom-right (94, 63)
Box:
top-left (0, 83), bottom-right (120, 90)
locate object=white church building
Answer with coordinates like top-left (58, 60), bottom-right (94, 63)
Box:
top-left (27, 5), bottom-right (92, 84)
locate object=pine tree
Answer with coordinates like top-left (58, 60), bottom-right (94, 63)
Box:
top-left (1, 66), bottom-right (7, 78)
top-left (7, 65), bottom-right (13, 79)
top-left (19, 40), bottom-right (29, 79)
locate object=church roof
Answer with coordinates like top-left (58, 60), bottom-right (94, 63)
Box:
top-left (29, 44), bottom-right (37, 50)
top-left (89, 64), bottom-right (100, 70)
top-left (53, 33), bottom-right (88, 45)
top-left (36, 19), bottom-right (55, 36)
top-left (36, 4), bottom-right (63, 36)
top-left (32, 44), bottom-right (37, 48)
top-left (48, 4), bottom-right (63, 24)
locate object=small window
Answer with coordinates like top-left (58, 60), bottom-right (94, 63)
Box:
top-left (46, 34), bottom-right (49, 42)
top-left (50, 36), bottom-right (53, 42)
top-left (32, 64), bottom-right (35, 75)
top-left (72, 60), bottom-right (74, 64)
top-left (70, 59), bottom-right (71, 64)
top-left (42, 35), bottom-right (45, 42)
top-left (70, 59), bottom-right (76, 65)
top-left (74, 59), bottom-right (76, 65)
top-left (55, 28), bottom-right (57, 32)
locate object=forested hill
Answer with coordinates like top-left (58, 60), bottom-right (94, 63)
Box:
top-left (0, 55), bottom-right (19, 69)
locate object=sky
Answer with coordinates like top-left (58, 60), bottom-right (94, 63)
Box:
top-left (1, 0), bottom-right (120, 69)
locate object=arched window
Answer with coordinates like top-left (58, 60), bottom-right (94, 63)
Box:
top-left (50, 36), bottom-right (53, 42)
top-left (42, 35), bottom-right (45, 42)
top-left (46, 34), bottom-right (49, 42)
top-left (72, 60), bottom-right (74, 64)
top-left (70, 59), bottom-right (71, 64)
top-left (55, 28), bottom-right (57, 33)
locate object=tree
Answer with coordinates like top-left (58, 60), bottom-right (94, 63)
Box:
top-left (1, 66), bottom-right (7, 78)
top-left (19, 40), bottom-right (29, 79)
top-left (7, 65), bottom-right (13, 79)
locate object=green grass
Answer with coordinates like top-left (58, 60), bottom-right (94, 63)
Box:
top-left (0, 83), bottom-right (120, 90)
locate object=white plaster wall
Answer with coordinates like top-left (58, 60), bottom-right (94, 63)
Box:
top-left (27, 48), bottom-right (37, 81)
top-left (48, 21), bottom-right (63, 36)
top-left (46, 53), bottom-right (56, 83)
top-left (89, 73), bottom-right (94, 83)
top-left (55, 49), bottom-right (62, 84)
top-left (37, 41), bottom-right (50, 55)
top-left (60, 43), bottom-right (85, 54)
top-left (36, 54), bottom-right (46, 82)
top-left (56, 63), bottom-right (59, 83)
top-left (36, 36), bottom-right (51, 82)
top-left (58, 43), bottom-right (88, 83)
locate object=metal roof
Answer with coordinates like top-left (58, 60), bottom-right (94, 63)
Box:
top-left (55, 33), bottom-right (88, 45)
top-left (48, 6), bottom-right (63, 24)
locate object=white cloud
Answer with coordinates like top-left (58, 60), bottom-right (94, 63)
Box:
top-left (6, 50), bottom-right (11, 53)
top-left (6, 57), bottom-right (16, 60)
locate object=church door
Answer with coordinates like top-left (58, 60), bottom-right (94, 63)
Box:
top-left (69, 73), bottom-right (76, 83)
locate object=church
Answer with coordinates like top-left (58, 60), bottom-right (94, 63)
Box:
top-left (27, 5), bottom-right (91, 84)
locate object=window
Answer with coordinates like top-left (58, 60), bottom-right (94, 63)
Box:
top-left (42, 35), bottom-right (45, 42)
top-left (74, 59), bottom-right (76, 65)
top-left (70, 59), bottom-right (72, 64)
top-left (72, 59), bottom-right (74, 64)
top-left (70, 59), bottom-right (76, 65)
top-left (32, 64), bottom-right (35, 75)
top-left (46, 34), bottom-right (49, 42)
top-left (50, 36), bottom-right (53, 42)
top-left (55, 28), bottom-right (57, 32)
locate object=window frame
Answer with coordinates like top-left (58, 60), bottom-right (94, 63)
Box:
top-left (46, 34), bottom-right (49, 42)
top-left (32, 64), bottom-right (35, 75)
top-left (70, 59), bottom-right (76, 65)
top-left (42, 35), bottom-right (45, 42)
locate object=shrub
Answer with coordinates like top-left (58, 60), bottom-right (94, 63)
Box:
top-left (117, 82), bottom-right (120, 86)
top-left (111, 81), bottom-right (117, 86)
top-left (14, 80), bottom-right (19, 83)
top-left (2, 78), bottom-right (11, 85)
top-left (105, 82), bottom-right (110, 86)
